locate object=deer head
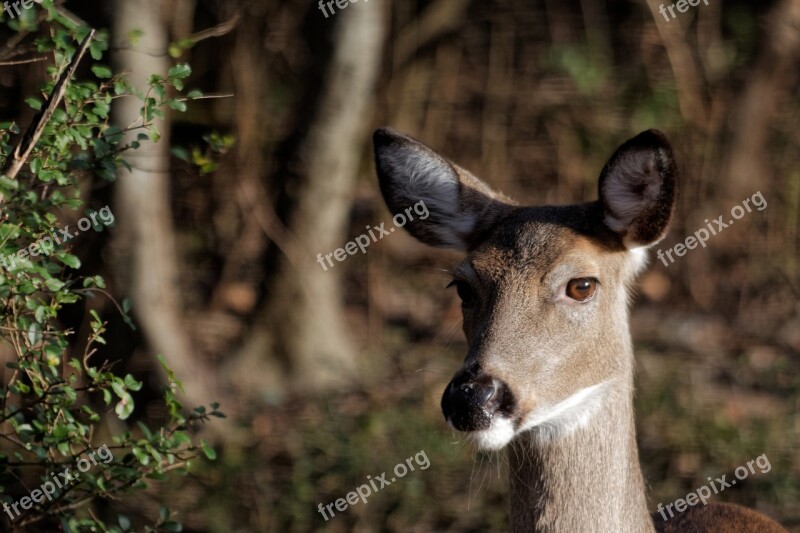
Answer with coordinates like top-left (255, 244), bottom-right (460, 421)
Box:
top-left (373, 128), bottom-right (676, 450)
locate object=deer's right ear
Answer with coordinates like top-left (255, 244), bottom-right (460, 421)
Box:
top-left (373, 128), bottom-right (511, 250)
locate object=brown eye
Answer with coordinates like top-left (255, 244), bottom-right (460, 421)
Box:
top-left (447, 280), bottom-right (475, 306)
top-left (565, 278), bottom-right (597, 302)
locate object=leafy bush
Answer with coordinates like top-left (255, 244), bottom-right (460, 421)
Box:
top-left (1, 6), bottom-right (220, 532)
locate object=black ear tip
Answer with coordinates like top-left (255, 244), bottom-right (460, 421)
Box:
top-left (373, 127), bottom-right (403, 148)
top-left (629, 129), bottom-right (672, 151)
top-left (641, 128), bottom-right (666, 137)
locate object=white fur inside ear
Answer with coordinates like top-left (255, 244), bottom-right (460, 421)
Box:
top-left (628, 246), bottom-right (649, 273)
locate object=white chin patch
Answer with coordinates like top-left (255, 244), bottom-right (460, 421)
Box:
top-left (518, 380), bottom-right (611, 440)
top-left (469, 418), bottom-right (515, 451)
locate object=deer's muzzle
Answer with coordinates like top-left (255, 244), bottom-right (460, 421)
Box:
top-left (441, 366), bottom-right (515, 432)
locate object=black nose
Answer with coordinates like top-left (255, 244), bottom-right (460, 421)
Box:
top-left (441, 367), bottom-right (513, 432)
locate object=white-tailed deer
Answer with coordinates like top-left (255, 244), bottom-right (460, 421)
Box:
top-left (373, 128), bottom-right (787, 533)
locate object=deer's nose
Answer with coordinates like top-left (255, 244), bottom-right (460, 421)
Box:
top-left (442, 370), bottom-right (512, 432)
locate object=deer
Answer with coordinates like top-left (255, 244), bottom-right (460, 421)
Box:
top-left (373, 128), bottom-right (787, 533)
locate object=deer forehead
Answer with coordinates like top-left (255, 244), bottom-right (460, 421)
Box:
top-left (462, 217), bottom-right (633, 287)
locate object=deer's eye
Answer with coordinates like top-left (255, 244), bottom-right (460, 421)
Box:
top-left (565, 278), bottom-right (597, 302)
top-left (447, 280), bottom-right (475, 306)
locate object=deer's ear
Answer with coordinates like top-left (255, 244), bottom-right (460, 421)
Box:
top-left (598, 129), bottom-right (677, 248)
top-left (373, 128), bottom-right (511, 250)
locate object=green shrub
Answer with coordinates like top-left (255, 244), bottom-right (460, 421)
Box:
top-left (1, 7), bottom-right (220, 532)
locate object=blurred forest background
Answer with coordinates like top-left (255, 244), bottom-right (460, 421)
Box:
top-left (1, 0), bottom-right (799, 531)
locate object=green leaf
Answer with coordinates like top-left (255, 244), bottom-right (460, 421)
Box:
top-left (200, 440), bottom-right (216, 460)
top-left (170, 431), bottom-right (192, 446)
top-left (92, 100), bottom-right (110, 118)
top-left (27, 322), bottom-right (42, 345)
top-left (132, 446), bottom-right (150, 465)
top-left (127, 29), bottom-right (144, 45)
top-left (44, 344), bottom-right (61, 360)
top-left (0, 176), bottom-right (19, 193)
top-left (168, 43), bottom-right (183, 59)
top-left (115, 391), bottom-right (134, 420)
top-left (171, 147), bottom-right (190, 162)
top-left (167, 64), bottom-right (191, 79)
top-left (124, 374), bottom-right (142, 391)
top-left (167, 99), bottom-right (187, 112)
top-left (153, 83), bottom-right (165, 101)
top-left (45, 278), bottom-right (65, 291)
top-left (91, 64), bottom-right (113, 79)
top-left (0, 224), bottom-right (21, 240)
top-left (103, 125), bottom-right (124, 144)
top-left (25, 97), bottom-right (42, 110)
top-left (111, 379), bottom-right (126, 398)
top-left (57, 441), bottom-right (71, 456)
top-left (89, 41), bottom-right (104, 61)
top-left (56, 252), bottom-right (81, 269)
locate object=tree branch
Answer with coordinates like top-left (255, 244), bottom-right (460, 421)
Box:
top-left (0, 30), bottom-right (96, 189)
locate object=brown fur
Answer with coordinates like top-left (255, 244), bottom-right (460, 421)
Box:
top-left (653, 502), bottom-right (787, 532)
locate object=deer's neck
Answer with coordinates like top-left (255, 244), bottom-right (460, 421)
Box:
top-left (507, 376), bottom-right (654, 533)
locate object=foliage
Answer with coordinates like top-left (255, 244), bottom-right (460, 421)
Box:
top-left (0, 6), bottom-right (220, 532)
top-left (171, 131), bottom-right (235, 175)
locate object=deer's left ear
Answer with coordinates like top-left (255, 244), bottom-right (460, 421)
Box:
top-left (598, 129), bottom-right (677, 248)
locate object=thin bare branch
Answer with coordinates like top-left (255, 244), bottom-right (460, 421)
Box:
top-left (0, 56), bottom-right (48, 67)
top-left (185, 12), bottom-right (240, 43)
top-left (0, 30), bottom-right (96, 191)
